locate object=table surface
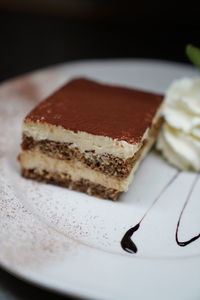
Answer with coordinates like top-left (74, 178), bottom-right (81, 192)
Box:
top-left (0, 267), bottom-right (78, 300)
top-left (0, 6), bottom-right (198, 82)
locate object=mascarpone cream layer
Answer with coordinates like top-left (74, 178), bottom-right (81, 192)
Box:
top-left (20, 150), bottom-right (132, 191)
top-left (23, 108), bottom-right (161, 160)
top-left (23, 121), bottom-right (140, 159)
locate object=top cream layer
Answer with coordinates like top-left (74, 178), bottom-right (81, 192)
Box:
top-left (23, 121), bottom-right (142, 159)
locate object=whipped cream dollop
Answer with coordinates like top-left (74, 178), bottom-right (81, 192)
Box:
top-left (156, 77), bottom-right (200, 171)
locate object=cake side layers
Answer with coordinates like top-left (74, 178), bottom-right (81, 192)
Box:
top-left (21, 136), bottom-right (146, 178)
top-left (19, 123), bottom-right (156, 196)
top-left (21, 168), bottom-right (121, 201)
top-left (22, 117), bottom-right (162, 178)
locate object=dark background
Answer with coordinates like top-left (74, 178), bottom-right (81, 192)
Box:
top-left (0, 0), bottom-right (200, 82)
top-left (0, 1), bottom-right (200, 299)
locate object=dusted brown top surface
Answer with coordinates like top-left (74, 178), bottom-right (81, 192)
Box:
top-left (25, 78), bottom-right (163, 144)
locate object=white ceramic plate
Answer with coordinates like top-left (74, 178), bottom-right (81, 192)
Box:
top-left (0, 59), bottom-right (200, 300)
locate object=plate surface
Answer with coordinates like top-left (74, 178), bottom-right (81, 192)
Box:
top-left (0, 59), bottom-right (200, 300)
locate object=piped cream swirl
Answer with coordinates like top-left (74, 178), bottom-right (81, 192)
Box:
top-left (156, 77), bottom-right (200, 171)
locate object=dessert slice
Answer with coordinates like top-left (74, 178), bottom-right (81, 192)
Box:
top-left (19, 78), bottom-right (163, 200)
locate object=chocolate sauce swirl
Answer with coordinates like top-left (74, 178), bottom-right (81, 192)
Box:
top-left (121, 171), bottom-right (179, 254)
top-left (176, 173), bottom-right (200, 247)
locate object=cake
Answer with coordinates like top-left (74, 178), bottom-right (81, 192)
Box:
top-left (19, 78), bottom-right (163, 200)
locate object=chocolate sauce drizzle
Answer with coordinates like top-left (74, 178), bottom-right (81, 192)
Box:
top-left (121, 171), bottom-right (180, 254)
top-left (121, 223), bottom-right (140, 253)
top-left (176, 173), bottom-right (200, 247)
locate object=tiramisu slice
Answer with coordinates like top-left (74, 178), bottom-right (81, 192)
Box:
top-left (19, 78), bottom-right (163, 200)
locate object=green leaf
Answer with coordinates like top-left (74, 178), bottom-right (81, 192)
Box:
top-left (186, 44), bottom-right (200, 68)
